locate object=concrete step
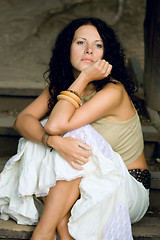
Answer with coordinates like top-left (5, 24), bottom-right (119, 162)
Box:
top-left (0, 213), bottom-right (159, 239)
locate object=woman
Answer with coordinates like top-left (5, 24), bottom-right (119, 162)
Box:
top-left (0, 18), bottom-right (150, 240)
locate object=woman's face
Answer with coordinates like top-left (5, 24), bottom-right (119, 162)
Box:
top-left (70, 24), bottom-right (104, 77)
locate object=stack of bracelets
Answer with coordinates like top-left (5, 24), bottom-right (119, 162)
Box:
top-left (57, 90), bottom-right (82, 108)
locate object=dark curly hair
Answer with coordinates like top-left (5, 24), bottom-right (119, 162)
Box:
top-left (45, 17), bottom-right (135, 111)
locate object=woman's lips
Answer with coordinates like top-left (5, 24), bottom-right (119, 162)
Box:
top-left (81, 58), bottom-right (94, 62)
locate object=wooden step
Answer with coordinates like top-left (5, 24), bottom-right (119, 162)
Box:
top-left (0, 214), bottom-right (159, 239)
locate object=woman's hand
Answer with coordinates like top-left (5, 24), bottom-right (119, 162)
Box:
top-left (81, 59), bottom-right (112, 83)
top-left (48, 135), bottom-right (92, 170)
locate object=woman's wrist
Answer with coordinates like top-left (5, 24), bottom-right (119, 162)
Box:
top-left (78, 71), bottom-right (91, 85)
top-left (69, 72), bottom-right (90, 96)
top-left (47, 135), bottom-right (61, 150)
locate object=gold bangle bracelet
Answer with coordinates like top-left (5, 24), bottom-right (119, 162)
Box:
top-left (57, 94), bottom-right (79, 108)
top-left (60, 91), bottom-right (81, 105)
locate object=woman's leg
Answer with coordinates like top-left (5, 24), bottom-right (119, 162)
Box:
top-left (31, 178), bottom-right (81, 240)
top-left (57, 212), bottom-right (74, 240)
top-left (42, 199), bottom-right (74, 240)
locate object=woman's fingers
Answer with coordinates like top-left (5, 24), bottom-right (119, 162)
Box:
top-left (78, 141), bottom-right (92, 151)
top-left (70, 161), bottom-right (84, 170)
top-left (70, 156), bottom-right (89, 170)
top-left (105, 63), bottom-right (112, 76)
top-left (100, 60), bottom-right (112, 76)
top-left (94, 60), bottom-right (112, 79)
top-left (56, 137), bottom-right (92, 170)
top-left (75, 155), bottom-right (89, 165)
top-left (81, 59), bottom-right (112, 82)
top-left (69, 144), bottom-right (92, 169)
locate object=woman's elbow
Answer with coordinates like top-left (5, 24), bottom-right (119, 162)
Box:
top-left (44, 121), bottom-right (66, 135)
top-left (13, 113), bottom-right (22, 132)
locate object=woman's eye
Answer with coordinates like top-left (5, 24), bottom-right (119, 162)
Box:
top-left (77, 41), bottom-right (84, 45)
top-left (96, 44), bottom-right (103, 48)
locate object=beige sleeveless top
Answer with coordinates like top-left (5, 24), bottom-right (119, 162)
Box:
top-left (82, 92), bottom-right (144, 166)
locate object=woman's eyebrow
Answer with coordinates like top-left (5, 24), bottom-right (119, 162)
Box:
top-left (74, 37), bottom-right (103, 42)
top-left (95, 40), bottom-right (103, 42)
top-left (73, 37), bottom-right (86, 40)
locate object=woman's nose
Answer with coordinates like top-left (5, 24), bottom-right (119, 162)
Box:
top-left (84, 46), bottom-right (93, 54)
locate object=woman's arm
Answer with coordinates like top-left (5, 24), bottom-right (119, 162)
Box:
top-left (14, 87), bottom-right (51, 143)
top-left (44, 60), bottom-right (123, 135)
top-left (14, 86), bottom-right (91, 170)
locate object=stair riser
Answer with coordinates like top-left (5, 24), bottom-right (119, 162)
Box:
top-left (0, 96), bottom-right (36, 114)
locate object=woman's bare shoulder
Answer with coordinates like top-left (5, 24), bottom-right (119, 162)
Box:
top-left (97, 81), bottom-right (125, 103)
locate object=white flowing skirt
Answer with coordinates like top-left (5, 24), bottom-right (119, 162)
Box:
top-left (0, 121), bottom-right (149, 240)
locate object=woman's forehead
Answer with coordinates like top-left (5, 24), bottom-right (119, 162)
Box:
top-left (73, 25), bottom-right (102, 41)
